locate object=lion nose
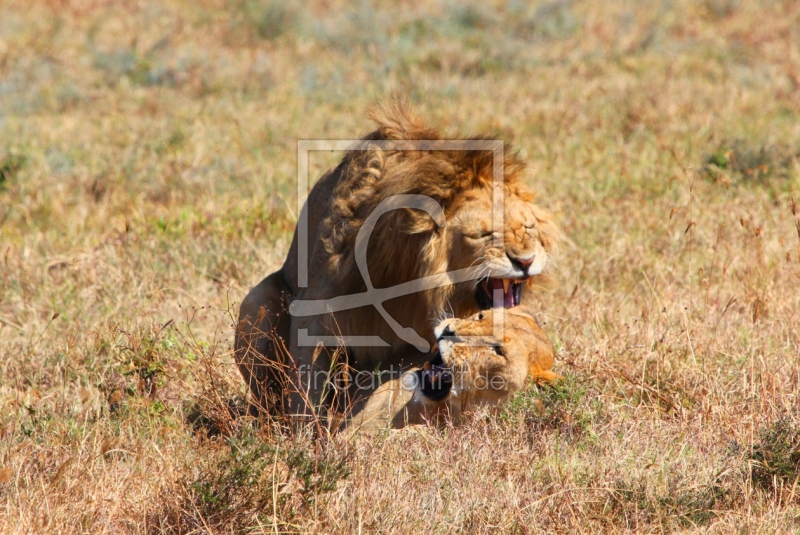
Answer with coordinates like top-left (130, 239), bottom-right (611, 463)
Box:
top-left (439, 325), bottom-right (455, 339)
top-left (509, 254), bottom-right (534, 275)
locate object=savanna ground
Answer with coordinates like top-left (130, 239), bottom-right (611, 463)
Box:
top-left (1, 0), bottom-right (800, 533)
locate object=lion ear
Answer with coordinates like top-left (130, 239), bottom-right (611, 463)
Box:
top-left (405, 218), bottom-right (437, 234)
top-left (400, 208), bottom-right (442, 235)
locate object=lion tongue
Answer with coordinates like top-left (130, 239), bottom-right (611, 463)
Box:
top-left (487, 278), bottom-right (517, 308)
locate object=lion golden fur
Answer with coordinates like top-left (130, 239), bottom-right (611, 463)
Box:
top-left (235, 98), bottom-right (559, 415)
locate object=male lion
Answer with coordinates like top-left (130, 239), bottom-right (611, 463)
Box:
top-left (345, 306), bottom-right (561, 435)
top-left (235, 99), bottom-right (558, 417)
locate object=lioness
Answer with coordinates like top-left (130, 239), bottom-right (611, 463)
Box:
top-left (236, 98), bottom-right (558, 417)
top-left (345, 307), bottom-right (560, 435)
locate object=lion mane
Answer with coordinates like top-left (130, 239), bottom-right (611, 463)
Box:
top-left (319, 100), bottom-right (557, 319)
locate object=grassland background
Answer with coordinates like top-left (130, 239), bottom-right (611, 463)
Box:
top-left (1, 0), bottom-right (800, 533)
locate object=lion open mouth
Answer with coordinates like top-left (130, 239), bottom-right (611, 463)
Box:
top-left (476, 278), bottom-right (524, 309)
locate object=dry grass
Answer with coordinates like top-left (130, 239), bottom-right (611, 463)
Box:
top-left (2, 0), bottom-right (800, 532)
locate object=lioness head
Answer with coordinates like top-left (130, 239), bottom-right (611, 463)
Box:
top-left (345, 306), bottom-right (559, 434)
top-left (434, 306), bottom-right (560, 397)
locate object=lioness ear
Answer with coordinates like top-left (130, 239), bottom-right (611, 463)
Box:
top-left (489, 342), bottom-right (506, 357)
top-left (476, 336), bottom-right (504, 350)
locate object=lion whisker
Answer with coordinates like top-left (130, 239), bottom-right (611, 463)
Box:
top-left (544, 254), bottom-right (563, 276)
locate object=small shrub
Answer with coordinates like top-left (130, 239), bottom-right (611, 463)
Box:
top-left (703, 139), bottom-right (799, 185)
top-left (704, 0), bottom-right (740, 19)
top-left (749, 417), bottom-right (800, 494)
top-left (235, 0), bottom-right (299, 41)
top-left (604, 472), bottom-right (733, 529)
top-left (161, 425), bottom-right (349, 532)
top-left (659, 480), bottom-right (732, 527)
top-left (0, 151), bottom-right (27, 190)
top-left (502, 375), bottom-right (602, 441)
top-left (186, 396), bottom-right (250, 438)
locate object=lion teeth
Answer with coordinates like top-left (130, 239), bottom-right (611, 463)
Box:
top-left (502, 279), bottom-right (510, 293)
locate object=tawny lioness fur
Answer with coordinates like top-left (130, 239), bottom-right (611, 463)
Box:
top-left (346, 306), bottom-right (560, 435)
top-left (235, 99), bottom-right (558, 417)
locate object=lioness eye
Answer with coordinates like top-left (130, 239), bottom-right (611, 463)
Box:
top-left (477, 313), bottom-right (484, 320)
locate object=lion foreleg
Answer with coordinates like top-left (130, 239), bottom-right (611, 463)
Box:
top-left (234, 270), bottom-right (293, 415)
